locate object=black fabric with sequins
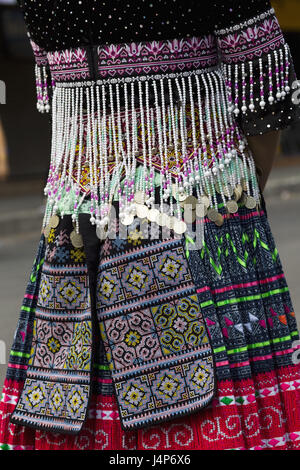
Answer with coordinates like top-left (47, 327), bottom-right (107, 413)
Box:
top-left (16, 0), bottom-right (274, 50)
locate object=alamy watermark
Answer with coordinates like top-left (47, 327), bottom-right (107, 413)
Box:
top-left (291, 79), bottom-right (300, 105)
top-left (96, 202), bottom-right (205, 251)
top-left (0, 340), bottom-right (6, 365)
top-left (292, 340), bottom-right (300, 365)
top-left (0, 80), bottom-right (6, 104)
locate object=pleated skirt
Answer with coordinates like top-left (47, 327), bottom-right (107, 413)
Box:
top-left (1, 193), bottom-right (300, 450)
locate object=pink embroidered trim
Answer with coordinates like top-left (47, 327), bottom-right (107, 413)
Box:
top-left (217, 13), bottom-right (285, 63)
top-left (30, 39), bottom-right (48, 67)
top-left (47, 36), bottom-right (219, 83)
top-left (47, 48), bottom-right (91, 82)
top-left (97, 36), bottom-right (217, 78)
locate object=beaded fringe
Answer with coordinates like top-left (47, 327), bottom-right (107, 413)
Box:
top-left (223, 44), bottom-right (292, 115)
top-left (34, 64), bottom-right (51, 113)
top-left (41, 67), bottom-right (265, 238)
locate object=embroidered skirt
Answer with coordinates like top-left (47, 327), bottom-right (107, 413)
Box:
top-left (0, 192), bottom-right (300, 450)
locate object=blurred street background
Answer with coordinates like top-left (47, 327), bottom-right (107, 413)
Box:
top-left (0, 0), bottom-right (300, 387)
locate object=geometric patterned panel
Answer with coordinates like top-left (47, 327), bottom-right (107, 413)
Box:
top-left (96, 242), bottom-right (192, 313)
top-left (38, 273), bottom-right (89, 310)
top-left (13, 379), bottom-right (89, 428)
top-left (10, 220), bottom-right (93, 434)
top-left (97, 231), bottom-right (215, 430)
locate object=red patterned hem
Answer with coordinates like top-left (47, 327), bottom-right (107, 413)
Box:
top-left (1, 365), bottom-right (300, 450)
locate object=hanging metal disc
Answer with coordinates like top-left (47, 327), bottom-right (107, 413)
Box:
top-left (70, 230), bottom-right (84, 248)
top-left (245, 196), bottom-right (257, 210)
top-left (49, 214), bottom-right (60, 228)
top-left (226, 200), bottom-right (239, 214)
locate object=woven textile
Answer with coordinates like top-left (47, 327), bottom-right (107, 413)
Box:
top-left (8, 210), bottom-right (215, 433)
top-left (1, 196), bottom-right (300, 450)
top-left (97, 214), bottom-right (215, 430)
top-left (9, 219), bottom-right (93, 433)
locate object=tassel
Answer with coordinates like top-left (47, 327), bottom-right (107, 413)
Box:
top-left (34, 64), bottom-right (50, 113)
top-left (284, 43), bottom-right (291, 95)
top-left (259, 58), bottom-right (266, 109)
top-left (222, 46), bottom-right (293, 115)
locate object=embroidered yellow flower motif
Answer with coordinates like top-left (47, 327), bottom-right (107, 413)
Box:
top-left (157, 374), bottom-right (180, 398)
top-left (191, 365), bottom-right (209, 389)
top-left (53, 394), bottom-right (62, 406)
top-left (125, 330), bottom-right (141, 347)
top-left (50, 387), bottom-right (64, 410)
top-left (68, 390), bottom-right (84, 413)
top-left (127, 267), bottom-right (147, 289)
top-left (47, 336), bottom-right (61, 354)
top-left (160, 256), bottom-right (181, 279)
top-left (100, 277), bottom-right (115, 299)
top-left (123, 384), bottom-right (146, 408)
top-left (26, 385), bottom-right (46, 407)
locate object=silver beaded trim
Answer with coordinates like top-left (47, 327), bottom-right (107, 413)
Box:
top-left (54, 65), bottom-right (219, 88)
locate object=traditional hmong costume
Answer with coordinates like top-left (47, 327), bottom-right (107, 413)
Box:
top-left (1, 0), bottom-right (300, 450)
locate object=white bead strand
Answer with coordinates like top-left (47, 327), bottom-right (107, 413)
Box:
top-left (85, 86), bottom-right (96, 225)
top-left (138, 80), bottom-right (147, 197)
top-left (195, 73), bottom-right (210, 203)
top-left (274, 50), bottom-right (282, 101)
top-left (248, 61), bottom-right (255, 112)
top-left (175, 77), bottom-right (190, 198)
top-left (241, 63), bottom-right (247, 114)
top-left (201, 73), bottom-right (218, 211)
top-left (159, 78), bottom-right (172, 207)
top-left (284, 43), bottom-right (291, 94)
top-left (101, 85), bottom-right (110, 212)
top-left (224, 64), bottom-right (234, 114)
top-left (72, 86), bottom-right (84, 227)
top-left (268, 53), bottom-right (275, 104)
top-left (233, 64), bottom-right (240, 116)
top-left (259, 58), bottom-right (266, 109)
top-left (145, 80), bottom-right (154, 208)
top-left (152, 80), bottom-right (165, 211)
top-left (279, 48), bottom-right (286, 98)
